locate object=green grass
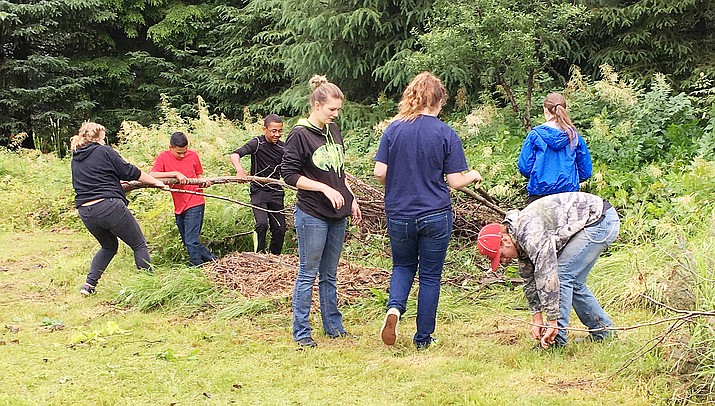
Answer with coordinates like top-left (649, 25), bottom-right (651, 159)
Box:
top-left (0, 231), bottom-right (679, 405)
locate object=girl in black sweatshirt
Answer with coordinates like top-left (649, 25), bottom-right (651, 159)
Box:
top-left (281, 76), bottom-right (362, 347)
top-left (71, 122), bottom-right (165, 295)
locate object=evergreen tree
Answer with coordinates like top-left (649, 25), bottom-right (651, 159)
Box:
top-left (0, 0), bottom-right (108, 152)
top-left (575, 0), bottom-right (715, 89)
top-left (273, 0), bottom-right (433, 119)
top-left (195, 1), bottom-right (292, 118)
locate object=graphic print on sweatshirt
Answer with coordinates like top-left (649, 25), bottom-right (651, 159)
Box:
top-left (312, 140), bottom-right (345, 175)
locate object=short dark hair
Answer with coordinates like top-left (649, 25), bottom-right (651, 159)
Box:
top-left (263, 114), bottom-right (282, 127)
top-left (170, 131), bottom-right (189, 147)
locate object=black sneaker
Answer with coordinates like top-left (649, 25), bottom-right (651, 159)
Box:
top-left (79, 283), bottom-right (95, 296)
top-left (329, 331), bottom-right (356, 339)
top-left (296, 337), bottom-right (318, 348)
top-left (573, 334), bottom-right (612, 344)
top-left (415, 337), bottom-right (438, 350)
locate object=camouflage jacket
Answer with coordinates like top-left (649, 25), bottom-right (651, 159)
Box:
top-left (503, 192), bottom-right (605, 320)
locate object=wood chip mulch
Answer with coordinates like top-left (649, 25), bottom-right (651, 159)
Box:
top-left (204, 252), bottom-right (390, 305)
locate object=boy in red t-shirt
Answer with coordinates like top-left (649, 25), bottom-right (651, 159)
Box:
top-left (151, 131), bottom-right (217, 266)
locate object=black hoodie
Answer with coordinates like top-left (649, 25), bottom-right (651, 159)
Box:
top-left (71, 143), bottom-right (141, 207)
top-left (281, 119), bottom-right (353, 221)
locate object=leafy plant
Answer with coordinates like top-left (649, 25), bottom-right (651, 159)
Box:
top-left (68, 321), bottom-right (131, 347)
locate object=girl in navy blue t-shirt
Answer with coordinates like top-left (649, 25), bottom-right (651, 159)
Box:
top-left (374, 72), bottom-right (482, 349)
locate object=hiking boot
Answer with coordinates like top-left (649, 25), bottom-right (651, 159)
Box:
top-left (79, 283), bottom-right (95, 296)
top-left (296, 337), bottom-right (318, 348)
top-left (380, 308), bottom-right (400, 346)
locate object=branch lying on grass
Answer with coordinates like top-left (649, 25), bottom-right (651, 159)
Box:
top-left (602, 318), bottom-right (688, 382)
top-left (121, 175), bottom-right (295, 193)
top-left (489, 293), bottom-right (714, 379)
top-left (498, 294), bottom-right (715, 334)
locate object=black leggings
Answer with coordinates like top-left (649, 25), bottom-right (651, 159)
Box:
top-left (251, 189), bottom-right (286, 254)
top-left (78, 198), bottom-right (150, 287)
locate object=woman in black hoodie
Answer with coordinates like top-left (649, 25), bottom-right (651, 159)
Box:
top-left (71, 122), bottom-right (165, 295)
top-left (282, 75), bottom-right (362, 348)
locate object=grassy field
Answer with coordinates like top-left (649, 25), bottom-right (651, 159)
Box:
top-left (0, 230), bottom-right (678, 405)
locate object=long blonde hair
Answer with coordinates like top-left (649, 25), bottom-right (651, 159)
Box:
top-left (70, 122), bottom-right (106, 152)
top-left (543, 93), bottom-right (577, 147)
top-left (395, 72), bottom-right (447, 122)
top-left (308, 74), bottom-right (344, 107)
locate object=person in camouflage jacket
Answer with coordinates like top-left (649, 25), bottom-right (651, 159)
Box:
top-left (477, 192), bottom-right (619, 348)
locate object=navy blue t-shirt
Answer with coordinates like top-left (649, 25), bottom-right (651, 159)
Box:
top-left (374, 115), bottom-right (469, 219)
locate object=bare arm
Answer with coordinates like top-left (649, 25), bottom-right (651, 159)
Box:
top-left (373, 162), bottom-right (387, 186)
top-left (229, 153), bottom-right (248, 178)
top-left (149, 170), bottom-right (188, 184)
top-left (345, 177), bottom-right (362, 225)
top-left (446, 170), bottom-right (482, 189)
top-left (139, 171), bottom-right (167, 188)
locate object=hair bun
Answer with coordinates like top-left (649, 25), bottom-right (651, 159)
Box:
top-left (308, 74), bottom-right (329, 90)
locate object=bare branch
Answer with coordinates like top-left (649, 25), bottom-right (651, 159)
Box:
top-left (122, 175), bottom-right (295, 193)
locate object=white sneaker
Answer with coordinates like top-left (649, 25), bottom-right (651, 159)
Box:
top-left (380, 308), bottom-right (400, 345)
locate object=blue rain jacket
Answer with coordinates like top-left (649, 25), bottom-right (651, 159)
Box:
top-left (517, 124), bottom-right (592, 196)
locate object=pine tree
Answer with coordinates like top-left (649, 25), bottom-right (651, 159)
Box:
top-left (0, 0), bottom-right (109, 152)
top-left (273, 0), bottom-right (433, 119)
top-left (576, 0), bottom-right (715, 88)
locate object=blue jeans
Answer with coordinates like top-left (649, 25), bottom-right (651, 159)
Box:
top-left (386, 210), bottom-right (452, 345)
top-left (292, 207), bottom-right (347, 340)
top-left (556, 207), bottom-right (620, 345)
top-left (175, 204), bottom-right (217, 266)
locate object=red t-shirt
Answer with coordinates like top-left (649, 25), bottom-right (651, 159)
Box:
top-left (151, 149), bottom-right (205, 214)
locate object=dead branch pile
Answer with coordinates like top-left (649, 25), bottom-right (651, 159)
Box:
top-left (345, 173), bottom-right (388, 234)
top-left (204, 252), bottom-right (390, 305)
top-left (451, 193), bottom-right (505, 240)
top-left (346, 173), bottom-right (505, 240)
top-left (124, 172), bottom-right (506, 241)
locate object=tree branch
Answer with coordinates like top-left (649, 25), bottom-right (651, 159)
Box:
top-left (122, 175), bottom-right (295, 193)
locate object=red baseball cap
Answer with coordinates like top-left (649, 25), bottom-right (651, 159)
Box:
top-left (477, 223), bottom-right (503, 272)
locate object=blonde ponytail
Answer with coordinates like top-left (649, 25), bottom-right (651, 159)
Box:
top-left (70, 122), bottom-right (106, 152)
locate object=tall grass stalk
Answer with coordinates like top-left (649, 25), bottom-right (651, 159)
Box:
top-left (115, 266), bottom-right (219, 313)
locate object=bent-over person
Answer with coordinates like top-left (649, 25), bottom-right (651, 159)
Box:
top-left (477, 192), bottom-right (619, 348)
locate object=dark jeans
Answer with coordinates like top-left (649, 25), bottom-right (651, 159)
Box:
top-left (175, 204), bottom-right (217, 266)
top-left (251, 190), bottom-right (286, 254)
top-left (386, 210), bottom-right (453, 345)
top-left (78, 198), bottom-right (151, 287)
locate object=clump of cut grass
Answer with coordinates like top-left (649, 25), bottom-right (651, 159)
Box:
top-left (115, 266), bottom-right (219, 313)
